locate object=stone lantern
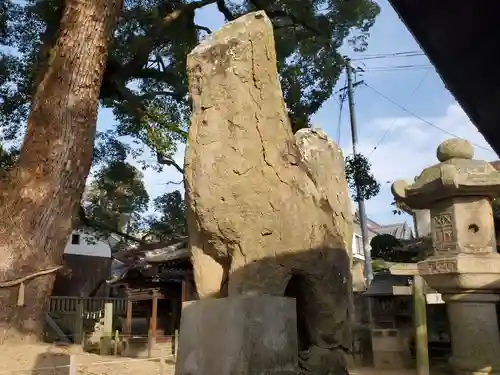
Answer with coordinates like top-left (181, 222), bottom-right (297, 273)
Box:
top-left (391, 138), bottom-right (500, 375)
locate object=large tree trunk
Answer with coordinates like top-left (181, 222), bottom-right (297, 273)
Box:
top-left (0, 0), bottom-right (120, 343)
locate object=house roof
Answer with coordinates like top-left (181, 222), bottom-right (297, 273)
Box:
top-left (363, 272), bottom-right (411, 296)
top-left (353, 210), bottom-right (413, 240)
top-left (373, 222), bottom-right (413, 240)
top-left (107, 237), bottom-right (190, 285)
top-left (388, 0), bottom-right (500, 154)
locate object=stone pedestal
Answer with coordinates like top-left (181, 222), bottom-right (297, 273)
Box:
top-left (174, 296), bottom-right (299, 375)
top-left (444, 293), bottom-right (500, 375)
top-left (417, 253), bottom-right (500, 375)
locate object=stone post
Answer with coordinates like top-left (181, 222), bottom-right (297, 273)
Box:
top-left (412, 208), bottom-right (431, 375)
top-left (391, 138), bottom-right (500, 375)
top-left (413, 274), bottom-right (430, 375)
top-left (174, 296), bottom-right (299, 375)
top-left (101, 302), bottom-right (113, 355)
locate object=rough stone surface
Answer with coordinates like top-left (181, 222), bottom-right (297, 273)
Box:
top-left (436, 138), bottom-right (474, 162)
top-left (174, 296), bottom-right (299, 375)
top-left (184, 11), bottom-right (352, 375)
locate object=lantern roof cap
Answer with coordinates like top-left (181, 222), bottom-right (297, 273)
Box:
top-left (391, 138), bottom-right (500, 208)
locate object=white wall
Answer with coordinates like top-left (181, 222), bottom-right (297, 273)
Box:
top-left (63, 231), bottom-right (111, 258)
top-left (352, 232), bottom-right (374, 261)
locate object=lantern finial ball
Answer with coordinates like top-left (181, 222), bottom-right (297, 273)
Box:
top-left (436, 138), bottom-right (473, 162)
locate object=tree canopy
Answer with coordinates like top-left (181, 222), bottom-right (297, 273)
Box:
top-left (345, 152), bottom-right (380, 202)
top-left (80, 160), bottom-right (187, 246)
top-left (370, 234), bottom-right (432, 263)
top-left (1, 0), bottom-right (381, 242)
top-left (1, 0), bottom-right (380, 165)
top-left (83, 161), bottom-right (150, 235)
top-left (146, 190), bottom-right (187, 242)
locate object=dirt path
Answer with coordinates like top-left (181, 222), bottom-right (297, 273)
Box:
top-left (0, 343), bottom-right (449, 375)
top-left (0, 343), bottom-right (174, 375)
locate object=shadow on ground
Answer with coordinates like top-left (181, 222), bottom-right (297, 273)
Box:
top-left (32, 350), bottom-right (70, 375)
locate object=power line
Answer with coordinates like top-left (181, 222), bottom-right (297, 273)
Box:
top-left (363, 82), bottom-right (497, 155)
top-left (351, 50), bottom-right (423, 58)
top-left (351, 51), bottom-right (425, 61)
top-left (364, 67), bottom-right (431, 73)
top-left (368, 68), bottom-right (431, 157)
top-left (362, 64), bottom-right (433, 72)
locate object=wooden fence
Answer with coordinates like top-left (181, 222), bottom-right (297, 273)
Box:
top-left (46, 296), bottom-right (128, 343)
top-left (50, 296), bottom-right (127, 317)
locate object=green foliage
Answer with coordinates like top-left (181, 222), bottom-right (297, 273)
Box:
top-left (370, 234), bottom-right (432, 263)
top-left (0, 0), bottom-right (380, 245)
top-left (390, 199), bottom-right (412, 215)
top-left (146, 190), bottom-right (187, 241)
top-left (345, 153), bottom-right (380, 201)
top-left (83, 161), bottom-right (150, 234)
top-left (0, 144), bottom-right (18, 173)
top-left (371, 258), bottom-right (388, 272)
top-left (370, 234), bottom-right (401, 261)
top-left (0, 0), bottom-right (380, 163)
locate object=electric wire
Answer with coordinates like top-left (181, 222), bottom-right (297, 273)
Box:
top-left (362, 82), bottom-right (497, 155)
top-left (362, 64), bottom-right (433, 72)
top-left (351, 51), bottom-right (425, 61)
top-left (367, 68), bottom-right (431, 157)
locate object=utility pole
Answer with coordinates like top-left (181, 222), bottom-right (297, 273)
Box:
top-left (345, 58), bottom-right (374, 286)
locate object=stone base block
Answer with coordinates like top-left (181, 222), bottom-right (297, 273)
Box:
top-left (174, 296), bottom-right (299, 375)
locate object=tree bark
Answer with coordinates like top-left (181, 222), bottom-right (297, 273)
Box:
top-left (0, 0), bottom-right (120, 343)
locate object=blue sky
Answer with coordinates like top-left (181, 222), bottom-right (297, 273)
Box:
top-left (97, 0), bottom-right (497, 227)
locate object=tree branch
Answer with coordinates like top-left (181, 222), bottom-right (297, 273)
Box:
top-left (165, 180), bottom-right (183, 186)
top-left (139, 90), bottom-right (184, 101)
top-left (248, 0), bottom-right (321, 36)
top-left (109, 83), bottom-right (188, 175)
top-left (216, 0), bottom-right (235, 21)
top-left (194, 24), bottom-right (212, 34)
top-left (114, 82), bottom-right (188, 138)
top-left (78, 205), bottom-right (147, 244)
top-left (119, 0), bottom-right (216, 79)
top-left (157, 152), bottom-right (184, 174)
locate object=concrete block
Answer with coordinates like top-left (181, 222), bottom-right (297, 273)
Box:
top-left (174, 296), bottom-right (299, 375)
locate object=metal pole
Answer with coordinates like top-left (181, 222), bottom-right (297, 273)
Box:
top-left (345, 59), bottom-right (374, 285)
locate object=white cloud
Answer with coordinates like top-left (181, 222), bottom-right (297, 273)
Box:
top-left (349, 102), bottom-right (498, 224)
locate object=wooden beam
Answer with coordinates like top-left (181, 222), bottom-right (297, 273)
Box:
top-left (126, 299), bottom-right (133, 335)
top-left (181, 279), bottom-right (187, 303)
top-left (148, 294), bottom-right (159, 357)
top-left (389, 263), bottom-right (419, 276)
top-left (392, 286), bottom-right (412, 295)
top-left (413, 275), bottom-right (430, 375)
top-left (45, 313), bottom-right (71, 344)
top-left (151, 294), bottom-right (158, 340)
top-left (73, 298), bottom-right (84, 345)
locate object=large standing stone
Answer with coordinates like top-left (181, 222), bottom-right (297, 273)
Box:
top-left (184, 11), bottom-right (352, 374)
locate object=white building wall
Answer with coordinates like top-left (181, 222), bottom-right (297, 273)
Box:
top-left (63, 231), bottom-right (111, 258)
top-left (352, 229), bottom-right (376, 261)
